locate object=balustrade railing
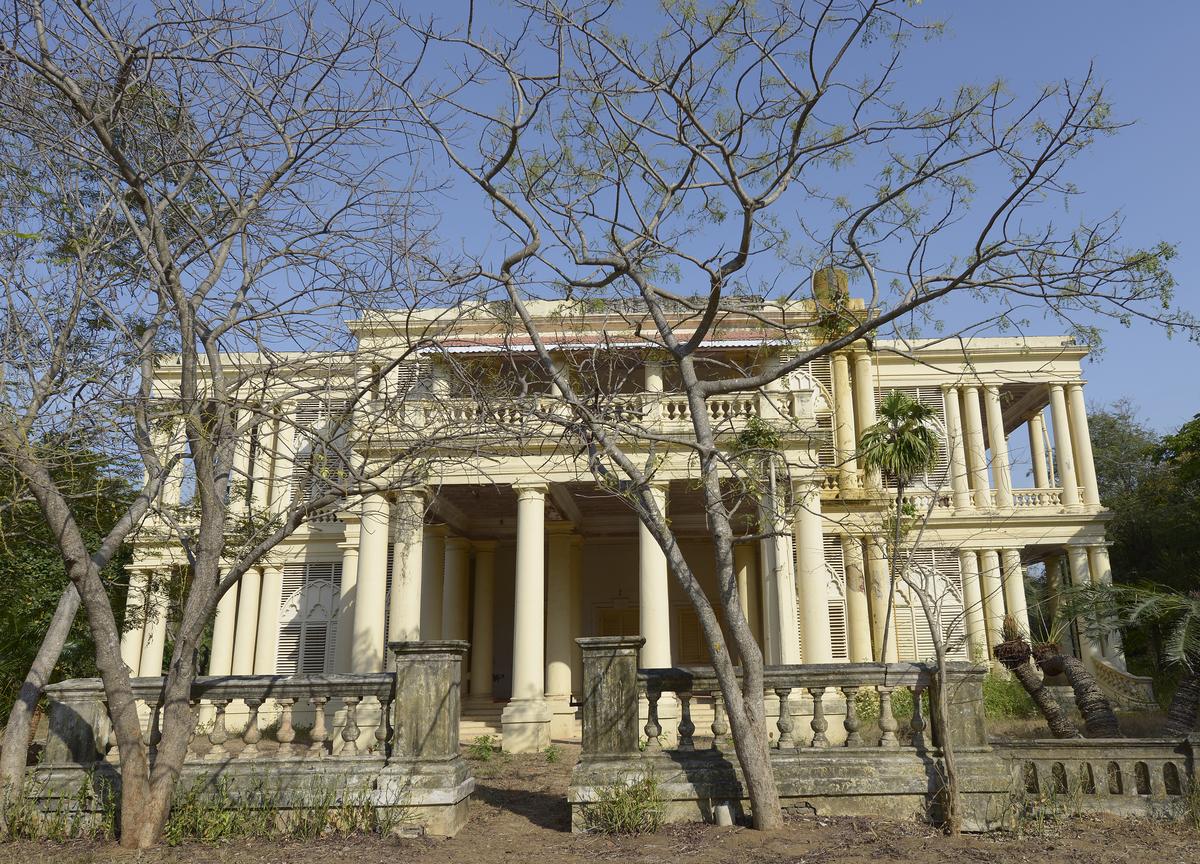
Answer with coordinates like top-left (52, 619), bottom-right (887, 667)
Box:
top-left (637, 662), bottom-right (934, 752)
top-left (1010, 487), bottom-right (1065, 509)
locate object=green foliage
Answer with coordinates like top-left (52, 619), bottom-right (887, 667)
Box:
top-left (579, 771), bottom-right (665, 835)
top-left (0, 444), bottom-right (135, 717)
top-left (733, 415), bottom-right (781, 455)
top-left (544, 744), bottom-right (562, 764)
top-left (0, 773), bottom-right (117, 841)
top-left (466, 734), bottom-right (500, 761)
top-left (858, 390), bottom-right (940, 485)
top-left (982, 673), bottom-right (1039, 720)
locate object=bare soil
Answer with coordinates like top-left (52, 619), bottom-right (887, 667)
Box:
top-left (3, 743), bottom-right (1198, 864)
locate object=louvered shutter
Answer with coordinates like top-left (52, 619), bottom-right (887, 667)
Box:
top-left (805, 357), bottom-right (836, 464)
top-left (892, 549), bottom-right (967, 662)
top-left (824, 535), bottom-right (849, 660)
top-left (275, 561), bottom-right (342, 674)
top-left (872, 386), bottom-right (950, 490)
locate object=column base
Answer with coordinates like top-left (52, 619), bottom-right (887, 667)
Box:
top-left (500, 699), bottom-right (552, 753)
top-left (546, 696), bottom-right (579, 741)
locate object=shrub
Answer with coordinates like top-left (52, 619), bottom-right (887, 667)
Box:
top-left (580, 772), bottom-right (665, 835)
top-left (983, 672), bottom-right (1038, 720)
top-left (544, 744), bottom-right (561, 764)
top-left (466, 734), bottom-right (499, 761)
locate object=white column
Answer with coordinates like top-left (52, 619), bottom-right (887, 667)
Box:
top-left (545, 523), bottom-right (576, 738)
top-left (758, 509), bottom-right (780, 664)
top-left (352, 493), bottom-right (390, 673)
top-left (983, 385), bottom-right (1013, 507)
top-left (942, 384), bottom-right (972, 511)
top-left (961, 385), bottom-right (991, 508)
top-left (978, 549), bottom-right (1005, 654)
top-left (253, 565), bottom-right (283, 674)
top-left (420, 525), bottom-right (447, 640)
top-left (230, 567), bottom-right (261, 675)
top-left (138, 571), bottom-right (170, 676)
top-left (1028, 412), bottom-right (1050, 489)
top-left (999, 548), bottom-right (1030, 638)
top-left (1067, 383), bottom-right (1101, 507)
top-left (852, 348), bottom-right (880, 489)
top-left (638, 484), bottom-right (673, 669)
top-left (336, 523), bottom-right (360, 673)
top-left (644, 358), bottom-right (664, 422)
top-left (441, 536), bottom-right (471, 641)
top-left (733, 543), bottom-right (762, 649)
top-left (866, 537), bottom-right (897, 662)
top-left (502, 483), bottom-right (552, 752)
top-left (1066, 544), bottom-right (1103, 667)
top-left (831, 352), bottom-right (859, 489)
top-left (841, 536), bottom-right (872, 663)
top-left (958, 550), bottom-right (987, 663)
top-left (1087, 544), bottom-right (1125, 666)
top-left (469, 541), bottom-right (496, 698)
top-left (120, 568), bottom-right (150, 674)
top-left (569, 536), bottom-right (584, 697)
top-left (250, 414), bottom-right (277, 514)
top-left (269, 410), bottom-right (296, 516)
top-left (207, 581), bottom-right (238, 676)
top-left (388, 489), bottom-right (425, 643)
top-left (794, 479), bottom-right (831, 663)
top-left (773, 514), bottom-right (801, 665)
top-left (1049, 384), bottom-right (1081, 509)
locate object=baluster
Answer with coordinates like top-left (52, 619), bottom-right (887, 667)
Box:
top-left (644, 689), bottom-right (663, 751)
top-left (909, 685), bottom-right (927, 747)
top-left (146, 701), bottom-right (162, 759)
top-left (775, 688), bottom-right (795, 750)
top-left (342, 696), bottom-right (362, 755)
top-left (841, 686), bottom-right (862, 747)
top-left (277, 698), bottom-right (296, 756)
top-left (207, 699), bottom-right (230, 761)
top-left (711, 692), bottom-right (729, 751)
top-left (808, 687), bottom-right (829, 748)
top-left (374, 694), bottom-right (391, 755)
top-left (242, 698), bottom-right (263, 757)
top-left (186, 699), bottom-right (200, 755)
top-left (677, 692), bottom-right (695, 751)
top-left (309, 696), bottom-right (329, 757)
top-left (877, 686), bottom-right (899, 748)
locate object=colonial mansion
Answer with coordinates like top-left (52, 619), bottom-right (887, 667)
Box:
top-left (118, 293), bottom-right (1151, 751)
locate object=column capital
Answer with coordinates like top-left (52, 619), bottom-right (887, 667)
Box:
top-left (513, 481), bottom-right (549, 500)
top-left (424, 523), bottom-right (449, 538)
top-left (546, 520), bottom-right (576, 535)
top-left (962, 382), bottom-right (980, 394)
top-left (983, 383), bottom-right (1001, 396)
top-left (472, 538), bottom-right (498, 552)
top-left (445, 535), bottom-right (473, 552)
top-left (940, 382), bottom-right (960, 394)
top-left (790, 474), bottom-right (823, 497)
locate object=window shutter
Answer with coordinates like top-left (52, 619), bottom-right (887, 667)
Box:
top-left (824, 535), bottom-right (849, 661)
top-left (872, 386), bottom-right (950, 490)
top-left (891, 548), bottom-right (967, 662)
top-left (275, 560), bottom-right (342, 675)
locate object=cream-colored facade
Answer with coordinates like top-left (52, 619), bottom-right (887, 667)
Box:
top-left (121, 299), bottom-right (1145, 750)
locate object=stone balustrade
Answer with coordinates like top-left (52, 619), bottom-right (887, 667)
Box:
top-left (36, 641), bottom-right (475, 837)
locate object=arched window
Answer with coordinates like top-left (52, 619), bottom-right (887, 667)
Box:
top-left (276, 561), bottom-right (342, 674)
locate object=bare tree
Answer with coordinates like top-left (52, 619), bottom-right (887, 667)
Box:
top-left (0, 0), bottom-right (476, 847)
top-left (383, 0), bottom-right (1193, 829)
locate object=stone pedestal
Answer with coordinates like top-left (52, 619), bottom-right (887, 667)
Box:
top-left (500, 699), bottom-right (552, 752)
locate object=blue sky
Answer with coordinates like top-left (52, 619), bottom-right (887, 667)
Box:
top-left (411, 1), bottom-right (1199, 431)
top-left (877, 2), bottom-right (1200, 430)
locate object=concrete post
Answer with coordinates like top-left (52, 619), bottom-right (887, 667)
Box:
top-left (1000, 548), bottom-right (1030, 638)
top-left (1049, 384), bottom-right (1081, 510)
top-left (420, 525), bottom-right (447, 640)
top-left (942, 384), bottom-right (972, 511)
top-left (831, 352), bottom-right (860, 489)
top-left (928, 664), bottom-right (989, 749)
top-left (389, 489), bottom-right (425, 643)
top-left (961, 385), bottom-right (991, 508)
top-left (852, 348), bottom-right (881, 489)
top-left (469, 540), bottom-right (496, 698)
top-left (207, 580), bottom-right (238, 676)
top-left (983, 385), bottom-right (1013, 507)
top-left (1028, 412), bottom-right (1050, 488)
top-left (441, 537), bottom-right (471, 641)
top-left (794, 478), bottom-right (832, 663)
top-left (546, 523), bottom-right (576, 737)
top-left (253, 565), bottom-right (283, 674)
top-left (43, 680), bottom-right (109, 764)
top-left (1067, 383), bottom-right (1101, 507)
top-left (638, 483), bottom-right (673, 669)
top-left (866, 537), bottom-right (897, 662)
top-left (138, 571), bottom-right (170, 676)
top-left (120, 567), bottom-right (150, 674)
top-left (841, 536), bottom-right (872, 663)
top-left (336, 519), bottom-right (360, 673)
top-left (352, 492), bottom-right (391, 672)
top-left (978, 550), bottom-right (1005, 653)
top-left (502, 483), bottom-right (552, 752)
top-left (959, 550), bottom-right (987, 663)
top-left (577, 636), bottom-right (645, 758)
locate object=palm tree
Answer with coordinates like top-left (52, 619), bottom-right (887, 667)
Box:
top-left (1068, 582), bottom-right (1200, 736)
top-left (995, 616), bottom-right (1081, 739)
top-left (858, 390), bottom-right (941, 661)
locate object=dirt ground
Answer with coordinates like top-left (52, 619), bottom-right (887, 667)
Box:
top-left (3, 743), bottom-right (1198, 864)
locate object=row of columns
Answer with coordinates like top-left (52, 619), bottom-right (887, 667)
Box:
top-left (942, 380), bottom-right (1101, 512)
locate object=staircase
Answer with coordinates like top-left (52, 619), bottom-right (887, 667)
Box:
top-left (459, 697), bottom-right (504, 745)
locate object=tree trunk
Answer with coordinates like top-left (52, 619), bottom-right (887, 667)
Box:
top-left (1163, 671), bottom-right (1200, 737)
top-left (1012, 660), bottom-right (1081, 739)
top-left (1061, 656), bottom-right (1121, 737)
top-left (0, 585), bottom-right (81, 793)
top-left (722, 682), bottom-right (783, 830)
